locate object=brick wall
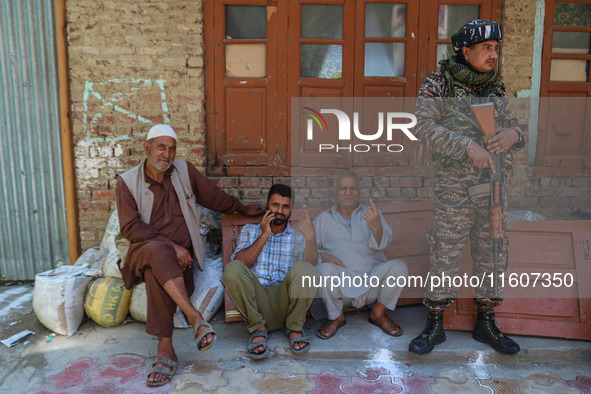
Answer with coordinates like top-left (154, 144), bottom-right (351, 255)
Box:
top-left (210, 175), bottom-right (433, 210)
top-left (67, 0), bottom-right (207, 250)
top-left (500, 0), bottom-right (591, 217)
top-left (501, 0), bottom-right (537, 96)
top-left (67, 0), bottom-right (590, 251)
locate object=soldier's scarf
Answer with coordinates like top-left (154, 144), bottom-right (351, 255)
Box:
top-left (439, 58), bottom-right (500, 97)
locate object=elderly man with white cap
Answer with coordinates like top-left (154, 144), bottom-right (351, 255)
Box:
top-left (115, 124), bottom-right (263, 387)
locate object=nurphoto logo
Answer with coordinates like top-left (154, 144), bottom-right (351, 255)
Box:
top-left (302, 106), bottom-right (418, 153)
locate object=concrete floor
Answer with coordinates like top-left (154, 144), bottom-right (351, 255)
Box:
top-left (1, 283), bottom-right (590, 393)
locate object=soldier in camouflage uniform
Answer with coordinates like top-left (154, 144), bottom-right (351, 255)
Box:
top-left (408, 20), bottom-right (525, 356)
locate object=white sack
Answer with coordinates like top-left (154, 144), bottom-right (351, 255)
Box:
top-left (33, 265), bottom-right (94, 336)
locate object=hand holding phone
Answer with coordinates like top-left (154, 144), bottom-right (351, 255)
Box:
top-left (260, 209), bottom-right (275, 234)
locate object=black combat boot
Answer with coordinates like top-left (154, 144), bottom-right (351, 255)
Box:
top-left (472, 311), bottom-right (520, 355)
top-left (408, 311), bottom-right (446, 355)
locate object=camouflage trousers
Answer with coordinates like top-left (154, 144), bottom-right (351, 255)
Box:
top-left (424, 166), bottom-right (509, 313)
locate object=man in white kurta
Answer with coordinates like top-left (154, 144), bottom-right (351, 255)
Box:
top-left (314, 171), bottom-right (408, 339)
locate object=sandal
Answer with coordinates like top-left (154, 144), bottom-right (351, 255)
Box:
top-left (193, 319), bottom-right (217, 351)
top-left (146, 356), bottom-right (177, 387)
top-left (368, 314), bottom-right (403, 337)
top-left (317, 318), bottom-right (346, 340)
top-left (248, 328), bottom-right (268, 360)
top-left (285, 329), bottom-right (311, 354)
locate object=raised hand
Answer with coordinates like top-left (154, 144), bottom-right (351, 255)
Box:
top-left (363, 200), bottom-right (381, 228)
top-left (297, 205), bottom-right (316, 242)
top-left (363, 200), bottom-right (383, 242)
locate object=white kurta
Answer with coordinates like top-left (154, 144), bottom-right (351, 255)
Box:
top-left (313, 204), bottom-right (408, 319)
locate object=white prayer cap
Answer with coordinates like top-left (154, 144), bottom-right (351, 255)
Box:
top-left (147, 124), bottom-right (177, 141)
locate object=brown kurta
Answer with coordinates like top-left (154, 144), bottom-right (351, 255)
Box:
top-left (116, 160), bottom-right (248, 337)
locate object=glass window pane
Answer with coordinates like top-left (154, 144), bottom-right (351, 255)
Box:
top-left (554, 3), bottom-right (591, 27)
top-left (550, 59), bottom-right (589, 82)
top-left (226, 5), bottom-right (266, 39)
top-left (365, 3), bottom-right (406, 38)
top-left (437, 44), bottom-right (455, 65)
top-left (226, 44), bottom-right (266, 78)
top-left (552, 32), bottom-right (591, 54)
top-left (301, 44), bottom-right (342, 78)
top-left (364, 43), bottom-right (405, 77)
top-left (302, 5), bottom-right (343, 39)
top-left (438, 5), bottom-right (480, 40)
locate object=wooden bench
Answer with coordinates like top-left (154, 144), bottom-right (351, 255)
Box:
top-left (221, 200), bottom-right (434, 322)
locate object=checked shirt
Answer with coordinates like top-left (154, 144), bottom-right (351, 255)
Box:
top-left (231, 223), bottom-right (305, 286)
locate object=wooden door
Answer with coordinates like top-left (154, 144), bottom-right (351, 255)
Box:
top-left (206, 0), bottom-right (503, 174)
top-left (351, 1), bottom-right (420, 169)
top-left (535, 0), bottom-right (591, 176)
top-left (207, 1), bottom-right (287, 176)
top-left (288, 0), bottom-right (356, 169)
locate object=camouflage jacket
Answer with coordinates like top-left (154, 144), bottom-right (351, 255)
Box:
top-left (414, 69), bottom-right (525, 173)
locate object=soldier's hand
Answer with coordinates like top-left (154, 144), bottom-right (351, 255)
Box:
top-left (297, 205), bottom-right (316, 242)
top-left (320, 253), bottom-right (345, 267)
top-left (467, 141), bottom-right (496, 173)
top-left (172, 242), bottom-right (192, 271)
top-left (487, 128), bottom-right (519, 154)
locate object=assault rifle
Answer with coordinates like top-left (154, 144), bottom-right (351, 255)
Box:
top-left (471, 102), bottom-right (503, 297)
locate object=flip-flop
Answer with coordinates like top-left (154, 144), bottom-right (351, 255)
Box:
top-left (193, 319), bottom-right (217, 351)
top-left (248, 328), bottom-right (268, 360)
top-left (146, 356), bottom-right (177, 387)
top-left (316, 319), bottom-right (346, 340)
top-left (368, 315), bottom-right (403, 337)
top-left (285, 329), bottom-right (311, 354)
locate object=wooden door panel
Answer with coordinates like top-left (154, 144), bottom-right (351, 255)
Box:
top-left (206, 0), bottom-right (283, 175)
top-left (291, 98), bottom-right (353, 169)
top-left (226, 88), bottom-right (266, 152)
top-left (446, 220), bottom-right (591, 340)
top-left (289, 0), bottom-right (355, 169)
top-left (494, 298), bottom-right (579, 320)
top-left (362, 86), bottom-right (405, 97)
top-left (301, 87), bottom-right (344, 97)
top-left (538, 96), bottom-right (588, 169)
top-left (354, 0), bottom-right (420, 98)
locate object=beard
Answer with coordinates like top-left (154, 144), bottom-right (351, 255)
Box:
top-left (272, 214), bottom-right (290, 226)
top-left (148, 156), bottom-right (172, 172)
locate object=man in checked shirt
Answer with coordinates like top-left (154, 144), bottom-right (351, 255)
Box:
top-left (223, 184), bottom-right (319, 359)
